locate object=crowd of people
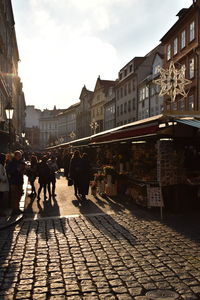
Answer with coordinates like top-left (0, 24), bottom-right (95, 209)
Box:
top-left (0, 148), bottom-right (92, 216)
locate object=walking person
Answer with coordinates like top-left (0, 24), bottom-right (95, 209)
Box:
top-left (27, 155), bottom-right (38, 196)
top-left (47, 155), bottom-right (59, 197)
top-left (69, 150), bottom-right (82, 196)
top-left (0, 153), bottom-right (9, 216)
top-left (37, 156), bottom-right (51, 200)
top-left (6, 150), bottom-right (26, 214)
top-left (79, 153), bottom-right (91, 200)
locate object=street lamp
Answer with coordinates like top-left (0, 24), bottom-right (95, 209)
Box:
top-left (90, 121), bottom-right (99, 134)
top-left (5, 102), bottom-right (14, 153)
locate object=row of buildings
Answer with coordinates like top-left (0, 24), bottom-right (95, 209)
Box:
top-left (18, 0), bottom-right (200, 149)
top-left (0, 0), bottom-right (26, 153)
top-left (27, 0), bottom-right (200, 149)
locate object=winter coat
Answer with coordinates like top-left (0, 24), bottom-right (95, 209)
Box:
top-left (6, 158), bottom-right (25, 185)
top-left (37, 161), bottom-right (51, 184)
top-left (69, 157), bottom-right (82, 180)
top-left (0, 163), bottom-right (9, 192)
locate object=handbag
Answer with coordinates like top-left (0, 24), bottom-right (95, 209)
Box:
top-left (68, 178), bottom-right (73, 186)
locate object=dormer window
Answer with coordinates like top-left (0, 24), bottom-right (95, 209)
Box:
top-left (167, 44), bottom-right (171, 61)
top-left (181, 30), bottom-right (186, 49)
top-left (189, 21), bottom-right (195, 42)
top-left (173, 38), bottom-right (178, 55)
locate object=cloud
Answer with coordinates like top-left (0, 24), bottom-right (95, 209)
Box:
top-left (12, 0), bottom-right (192, 109)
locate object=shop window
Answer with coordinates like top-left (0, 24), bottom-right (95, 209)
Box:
top-left (173, 38), bottom-right (178, 55)
top-left (189, 21), bottom-right (195, 42)
top-left (181, 30), bottom-right (186, 49)
top-left (189, 58), bottom-right (195, 79)
top-left (167, 44), bottom-right (171, 61)
top-left (188, 95), bottom-right (194, 110)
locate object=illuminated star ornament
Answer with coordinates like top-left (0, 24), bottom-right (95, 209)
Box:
top-left (154, 61), bottom-right (192, 102)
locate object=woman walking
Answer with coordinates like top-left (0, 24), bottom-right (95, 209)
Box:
top-left (69, 150), bottom-right (82, 196)
top-left (37, 156), bottom-right (51, 200)
top-left (27, 155), bottom-right (38, 196)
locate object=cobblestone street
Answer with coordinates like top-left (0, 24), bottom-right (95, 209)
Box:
top-left (0, 206), bottom-right (200, 299)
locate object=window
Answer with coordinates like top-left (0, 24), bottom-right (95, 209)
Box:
top-left (189, 21), bottom-right (195, 42)
top-left (120, 87), bottom-right (123, 98)
top-left (128, 100), bottom-right (131, 112)
top-left (129, 65), bottom-right (132, 73)
top-left (124, 69), bottom-right (127, 77)
top-left (174, 38), bottom-right (178, 55)
top-left (124, 85), bottom-right (127, 96)
top-left (181, 30), bottom-right (186, 49)
top-left (188, 95), bottom-right (194, 110)
top-left (145, 86), bottom-right (149, 98)
top-left (124, 102), bottom-right (127, 114)
top-left (179, 98), bottom-right (185, 111)
top-left (119, 73), bottom-right (122, 80)
top-left (120, 104), bottom-right (123, 115)
top-left (189, 57), bottom-right (195, 79)
top-left (154, 64), bottom-right (160, 75)
top-left (128, 82), bottom-right (131, 93)
top-left (132, 98), bottom-right (136, 110)
top-left (167, 44), bottom-right (171, 61)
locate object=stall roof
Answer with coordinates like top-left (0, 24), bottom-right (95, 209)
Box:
top-left (176, 119), bottom-right (200, 129)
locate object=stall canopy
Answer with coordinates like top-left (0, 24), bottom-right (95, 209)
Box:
top-left (175, 118), bottom-right (200, 129)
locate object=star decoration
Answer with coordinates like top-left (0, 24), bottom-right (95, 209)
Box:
top-left (154, 61), bottom-right (192, 102)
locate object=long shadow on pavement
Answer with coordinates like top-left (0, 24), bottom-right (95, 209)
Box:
top-left (75, 197), bottom-right (137, 246)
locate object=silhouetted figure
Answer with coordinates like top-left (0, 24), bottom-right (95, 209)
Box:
top-left (69, 150), bottom-right (82, 196)
top-left (79, 153), bottom-right (91, 200)
top-left (37, 156), bottom-right (51, 200)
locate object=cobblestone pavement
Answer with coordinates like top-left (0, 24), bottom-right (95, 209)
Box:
top-left (0, 208), bottom-right (200, 300)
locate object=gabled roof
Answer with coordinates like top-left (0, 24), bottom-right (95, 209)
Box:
top-left (160, 3), bottom-right (195, 42)
top-left (94, 76), bottom-right (116, 96)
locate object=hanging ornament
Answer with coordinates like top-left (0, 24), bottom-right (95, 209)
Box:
top-left (154, 61), bottom-right (192, 102)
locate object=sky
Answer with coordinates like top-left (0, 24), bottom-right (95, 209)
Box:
top-left (12, 0), bottom-right (192, 110)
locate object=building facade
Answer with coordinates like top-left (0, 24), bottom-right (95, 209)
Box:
top-left (104, 84), bottom-right (116, 130)
top-left (76, 86), bottom-right (93, 139)
top-left (138, 45), bottom-right (164, 120)
top-left (116, 57), bottom-right (145, 126)
top-left (90, 76), bottom-right (115, 134)
top-left (57, 103), bottom-right (79, 143)
top-left (39, 106), bottom-right (65, 148)
top-left (0, 0), bottom-right (26, 152)
top-left (160, 1), bottom-right (200, 113)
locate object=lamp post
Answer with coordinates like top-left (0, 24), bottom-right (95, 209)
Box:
top-left (90, 121), bottom-right (99, 135)
top-left (5, 102), bottom-right (14, 153)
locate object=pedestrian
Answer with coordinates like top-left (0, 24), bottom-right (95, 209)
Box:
top-left (69, 150), bottom-right (82, 196)
top-left (6, 150), bottom-right (26, 214)
top-left (0, 153), bottom-right (9, 216)
top-left (79, 153), bottom-right (91, 200)
top-left (37, 156), bottom-right (51, 200)
top-left (63, 149), bottom-right (71, 179)
top-left (47, 155), bottom-right (59, 197)
top-left (27, 155), bottom-right (38, 196)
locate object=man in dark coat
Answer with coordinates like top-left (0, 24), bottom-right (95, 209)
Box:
top-left (69, 150), bottom-right (82, 196)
